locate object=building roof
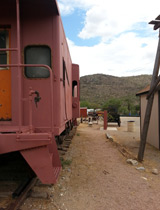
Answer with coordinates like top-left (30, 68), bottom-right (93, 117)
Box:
top-left (136, 83), bottom-right (160, 96)
top-left (136, 85), bottom-right (150, 96)
top-left (21, 0), bottom-right (60, 15)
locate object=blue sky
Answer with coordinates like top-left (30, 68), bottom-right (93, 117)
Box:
top-left (61, 9), bottom-right (100, 46)
top-left (57, 0), bottom-right (159, 77)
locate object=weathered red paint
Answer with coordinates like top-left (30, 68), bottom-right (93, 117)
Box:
top-left (0, 0), bottom-right (79, 184)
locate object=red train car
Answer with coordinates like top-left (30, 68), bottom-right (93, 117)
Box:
top-left (80, 107), bottom-right (88, 118)
top-left (0, 0), bottom-right (80, 184)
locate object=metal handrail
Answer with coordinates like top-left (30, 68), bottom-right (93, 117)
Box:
top-left (0, 0), bottom-right (54, 134)
top-left (0, 64), bottom-right (54, 134)
top-left (0, 48), bottom-right (18, 51)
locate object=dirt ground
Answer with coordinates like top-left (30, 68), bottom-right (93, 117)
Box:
top-left (21, 117), bottom-right (160, 210)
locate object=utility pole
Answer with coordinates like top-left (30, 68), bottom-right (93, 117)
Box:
top-left (138, 15), bottom-right (160, 161)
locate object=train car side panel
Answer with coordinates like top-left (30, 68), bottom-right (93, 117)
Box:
top-left (72, 64), bottom-right (80, 124)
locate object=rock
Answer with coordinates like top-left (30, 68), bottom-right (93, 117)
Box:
top-left (136, 167), bottom-right (145, 171)
top-left (141, 176), bottom-right (147, 180)
top-left (126, 159), bottom-right (138, 166)
top-left (152, 168), bottom-right (159, 175)
top-left (106, 133), bottom-right (113, 141)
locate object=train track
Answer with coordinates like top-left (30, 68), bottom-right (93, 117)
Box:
top-left (0, 177), bottom-right (38, 210)
top-left (0, 127), bottom-right (77, 210)
top-left (57, 126), bottom-right (77, 157)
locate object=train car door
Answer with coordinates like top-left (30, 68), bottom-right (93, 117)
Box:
top-left (0, 29), bottom-right (11, 121)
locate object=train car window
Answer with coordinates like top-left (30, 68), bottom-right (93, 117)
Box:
top-left (24, 46), bottom-right (51, 78)
top-left (72, 81), bottom-right (78, 98)
top-left (0, 30), bottom-right (9, 68)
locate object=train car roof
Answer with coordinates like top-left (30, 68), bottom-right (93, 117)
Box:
top-left (21, 0), bottom-right (60, 15)
top-left (50, 0), bottom-right (60, 15)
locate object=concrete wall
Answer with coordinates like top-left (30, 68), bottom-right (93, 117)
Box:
top-left (140, 92), bottom-right (159, 149)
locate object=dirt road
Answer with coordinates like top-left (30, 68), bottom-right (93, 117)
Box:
top-left (21, 121), bottom-right (160, 210)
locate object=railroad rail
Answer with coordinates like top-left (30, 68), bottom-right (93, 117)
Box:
top-left (0, 178), bottom-right (37, 210)
top-left (0, 126), bottom-right (77, 210)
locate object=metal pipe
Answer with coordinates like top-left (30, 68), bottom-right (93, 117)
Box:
top-left (29, 88), bottom-right (35, 132)
top-left (0, 48), bottom-right (18, 51)
top-left (16, 0), bottom-right (22, 133)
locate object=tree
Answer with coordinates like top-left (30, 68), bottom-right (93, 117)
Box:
top-left (102, 97), bottom-right (140, 116)
top-left (90, 102), bottom-right (100, 110)
top-left (80, 101), bottom-right (91, 108)
top-left (124, 96), bottom-right (134, 115)
top-left (102, 98), bottom-right (122, 112)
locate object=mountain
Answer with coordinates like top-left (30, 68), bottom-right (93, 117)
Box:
top-left (80, 74), bottom-right (152, 106)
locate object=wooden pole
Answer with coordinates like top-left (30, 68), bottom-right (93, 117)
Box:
top-left (104, 110), bottom-right (107, 130)
top-left (146, 75), bottom-right (160, 99)
top-left (138, 29), bottom-right (160, 161)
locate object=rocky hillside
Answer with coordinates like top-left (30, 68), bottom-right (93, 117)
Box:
top-left (80, 74), bottom-right (152, 106)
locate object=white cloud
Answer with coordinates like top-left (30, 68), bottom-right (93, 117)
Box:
top-left (68, 33), bottom-right (158, 77)
top-left (58, 0), bottom-right (160, 77)
top-left (78, 0), bottom-right (160, 41)
top-left (58, 2), bottom-right (74, 15)
top-left (57, 0), bottom-right (93, 15)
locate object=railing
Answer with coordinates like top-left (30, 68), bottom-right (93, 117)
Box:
top-left (0, 0), bottom-right (21, 132)
top-left (0, 48), bottom-right (17, 52)
top-left (0, 64), bottom-right (54, 133)
top-left (0, 0), bottom-right (54, 134)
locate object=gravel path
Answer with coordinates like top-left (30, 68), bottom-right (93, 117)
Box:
top-left (21, 122), bottom-right (160, 210)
